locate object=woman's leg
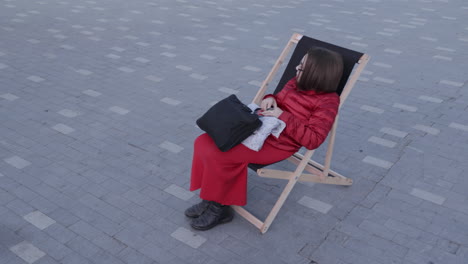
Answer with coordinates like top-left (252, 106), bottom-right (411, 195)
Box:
top-left (188, 134), bottom-right (295, 230)
top-left (190, 134), bottom-right (294, 206)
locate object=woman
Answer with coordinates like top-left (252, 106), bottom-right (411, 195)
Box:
top-left (186, 47), bottom-right (344, 230)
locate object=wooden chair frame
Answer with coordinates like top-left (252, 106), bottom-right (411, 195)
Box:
top-left (232, 33), bottom-right (370, 234)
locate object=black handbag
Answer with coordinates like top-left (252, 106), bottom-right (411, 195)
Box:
top-left (196, 94), bottom-right (262, 152)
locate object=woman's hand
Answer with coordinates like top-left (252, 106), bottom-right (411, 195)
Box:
top-left (261, 106), bottom-right (283, 118)
top-left (260, 97), bottom-right (277, 111)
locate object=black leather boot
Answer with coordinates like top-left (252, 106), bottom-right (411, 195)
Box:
top-left (190, 202), bottom-right (233, 231)
top-left (184, 200), bottom-right (211, 218)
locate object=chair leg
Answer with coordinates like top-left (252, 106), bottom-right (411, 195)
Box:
top-left (231, 206), bottom-right (263, 230)
top-left (259, 149), bottom-right (315, 233)
top-left (257, 168), bottom-right (353, 185)
top-left (260, 170), bottom-right (300, 233)
top-left (232, 170), bottom-right (301, 234)
top-left (288, 153), bottom-right (351, 181)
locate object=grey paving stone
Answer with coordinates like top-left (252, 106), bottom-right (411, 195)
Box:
top-left (0, 225), bottom-right (24, 247)
top-left (82, 90), bottom-right (101, 97)
top-left (392, 103), bottom-right (418, 112)
top-left (170, 227), bottom-right (206, 249)
top-left (4, 156), bottom-right (31, 169)
top-left (0, 189), bottom-right (15, 206)
top-left (92, 234), bottom-right (127, 255)
top-left (384, 48), bottom-right (402, 54)
top-left (175, 65), bottom-right (192, 71)
top-left (88, 214), bottom-right (124, 237)
top-left (1, 1), bottom-right (468, 263)
top-left (51, 124), bottom-right (75, 134)
top-left (69, 221), bottom-right (102, 241)
top-left (358, 220), bottom-right (395, 240)
top-left (198, 241), bottom-right (243, 263)
top-left (168, 243), bottom-right (215, 264)
top-left (33, 255), bottom-right (60, 264)
top-left (384, 219), bottom-right (421, 238)
top-left (66, 236), bottom-right (101, 258)
top-left (388, 189), bottom-right (424, 207)
top-left (200, 54), bottom-right (216, 60)
top-left (106, 54), bottom-right (120, 59)
top-left (27, 76), bottom-right (45, 83)
top-left (449, 122), bottom-right (468, 132)
top-left (362, 156), bottom-right (394, 169)
top-left (23, 211), bottom-right (56, 230)
top-left (28, 196), bottom-right (59, 215)
top-left (143, 229), bottom-right (182, 251)
top-left (311, 239), bottom-right (375, 264)
top-left (343, 238), bottom-right (400, 264)
top-left (439, 80), bottom-right (463, 87)
top-left (218, 235), bottom-right (260, 257)
top-left (100, 179), bottom-right (131, 195)
top-left (417, 95), bottom-right (443, 103)
top-left (139, 242), bottom-right (177, 263)
top-left (0, 93), bottom-right (19, 101)
top-left (6, 199), bottom-right (35, 217)
top-left (436, 238), bottom-right (459, 255)
top-left (145, 75), bottom-right (162, 82)
top-left (59, 252), bottom-right (92, 264)
top-left (159, 141), bottom-right (184, 154)
top-left (44, 223), bottom-right (77, 244)
top-left (34, 236), bottom-right (73, 261)
top-left (412, 124), bottom-right (440, 135)
top-left (14, 222), bottom-right (49, 247)
top-left (75, 69), bottom-right (93, 76)
top-left (161, 52), bottom-right (176, 58)
top-left (297, 196), bottom-right (333, 214)
top-left (78, 194), bottom-right (130, 224)
top-left (189, 73), bottom-right (207, 80)
top-left (360, 105), bottom-right (384, 114)
top-left (380, 127), bottom-right (408, 138)
top-left (410, 188), bottom-right (446, 205)
top-left (90, 250), bottom-right (126, 264)
top-left (121, 189), bottom-right (152, 206)
top-left (80, 182), bottom-right (109, 198)
top-left (218, 87), bottom-right (239, 94)
top-left (110, 47), bottom-right (125, 52)
top-left (160, 97), bottom-right (181, 106)
top-left (164, 184), bottom-right (194, 201)
top-left (57, 109), bottom-right (80, 118)
top-left (101, 193), bottom-right (133, 209)
top-left (119, 218), bottom-right (153, 239)
top-left (134, 57), bottom-right (150, 63)
top-left (116, 247), bottom-right (154, 264)
top-left (368, 136), bottom-right (396, 148)
top-left (9, 241), bottom-right (46, 264)
top-left (243, 65), bottom-right (262, 72)
top-left (109, 106), bottom-right (130, 115)
top-left (114, 228), bottom-right (148, 250)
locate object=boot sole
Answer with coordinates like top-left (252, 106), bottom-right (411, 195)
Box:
top-left (190, 214), bottom-right (234, 231)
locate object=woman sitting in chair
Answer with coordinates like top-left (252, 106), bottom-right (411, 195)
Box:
top-left (186, 47), bottom-right (344, 230)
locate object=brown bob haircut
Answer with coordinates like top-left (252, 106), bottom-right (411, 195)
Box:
top-left (297, 47), bottom-right (344, 93)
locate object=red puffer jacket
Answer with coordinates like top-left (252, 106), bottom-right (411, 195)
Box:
top-left (265, 77), bottom-right (340, 152)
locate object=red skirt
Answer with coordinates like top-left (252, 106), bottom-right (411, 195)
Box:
top-left (190, 133), bottom-right (295, 206)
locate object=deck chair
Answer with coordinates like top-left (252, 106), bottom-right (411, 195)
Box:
top-left (232, 33), bottom-right (370, 234)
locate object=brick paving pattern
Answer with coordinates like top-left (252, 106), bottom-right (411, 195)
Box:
top-left (1, 0), bottom-right (467, 263)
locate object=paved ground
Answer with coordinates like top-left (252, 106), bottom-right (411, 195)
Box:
top-left (1, 0), bottom-right (468, 263)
